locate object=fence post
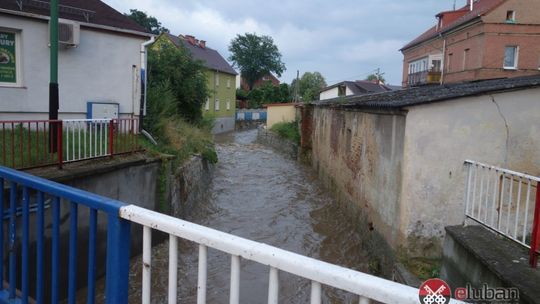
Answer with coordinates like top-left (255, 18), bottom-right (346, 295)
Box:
top-left (530, 184), bottom-right (540, 268)
top-left (57, 121), bottom-right (63, 169)
top-left (105, 213), bottom-right (131, 304)
top-left (109, 120), bottom-right (114, 157)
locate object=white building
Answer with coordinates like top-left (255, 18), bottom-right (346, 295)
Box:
top-left (319, 80), bottom-right (394, 101)
top-left (0, 0), bottom-right (152, 121)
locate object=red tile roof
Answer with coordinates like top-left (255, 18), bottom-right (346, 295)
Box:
top-left (401, 0), bottom-right (506, 50)
top-left (0, 0), bottom-right (150, 36)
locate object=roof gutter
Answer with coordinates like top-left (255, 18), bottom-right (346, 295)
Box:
top-left (0, 8), bottom-right (152, 38)
top-left (139, 35), bottom-right (156, 130)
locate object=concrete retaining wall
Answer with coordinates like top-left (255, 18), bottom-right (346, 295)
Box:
top-left (10, 154), bottom-right (213, 301)
top-left (256, 128), bottom-right (298, 159)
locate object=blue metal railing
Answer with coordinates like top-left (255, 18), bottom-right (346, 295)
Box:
top-left (0, 166), bottom-right (131, 304)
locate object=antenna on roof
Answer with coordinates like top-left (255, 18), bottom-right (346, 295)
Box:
top-left (453, 0), bottom-right (456, 11)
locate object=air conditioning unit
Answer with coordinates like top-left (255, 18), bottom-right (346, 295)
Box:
top-left (49, 19), bottom-right (80, 48)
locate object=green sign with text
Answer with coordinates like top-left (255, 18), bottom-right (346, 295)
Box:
top-left (0, 32), bottom-right (17, 83)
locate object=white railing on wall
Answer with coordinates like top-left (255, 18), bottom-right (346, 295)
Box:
top-left (464, 160), bottom-right (540, 253)
top-left (119, 205), bottom-right (466, 304)
top-left (63, 119), bottom-right (111, 162)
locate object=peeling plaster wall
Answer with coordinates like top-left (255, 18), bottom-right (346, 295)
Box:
top-left (400, 88), bottom-right (540, 256)
top-left (310, 107), bottom-right (406, 250)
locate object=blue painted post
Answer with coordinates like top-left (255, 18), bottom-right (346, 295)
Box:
top-left (105, 214), bottom-right (131, 304)
top-left (8, 182), bottom-right (16, 299)
top-left (22, 187), bottom-right (29, 304)
top-left (68, 202), bottom-right (78, 304)
top-left (51, 197), bottom-right (60, 304)
top-left (36, 191), bottom-right (45, 303)
top-left (87, 208), bottom-right (98, 304)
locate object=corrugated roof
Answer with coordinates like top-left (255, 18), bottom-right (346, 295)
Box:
top-left (401, 0), bottom-right (505, 50)
top-left (165, 33), bottom-right (237, 75)
top-left (0, 0), bottom-right (150, 35)
top-left (315, 75), bottom-right (540, 110)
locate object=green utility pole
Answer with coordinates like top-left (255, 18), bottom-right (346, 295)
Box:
top-left (49, 0), bottom-right (59, 152)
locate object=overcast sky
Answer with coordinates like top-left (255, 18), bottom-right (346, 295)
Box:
top-left (106, 0), bottom-right (468, 86)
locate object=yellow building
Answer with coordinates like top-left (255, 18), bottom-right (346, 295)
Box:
top-left (265, 103), bottom-right (298, 129)
top-left (156, 33), bottom-right (237, 133)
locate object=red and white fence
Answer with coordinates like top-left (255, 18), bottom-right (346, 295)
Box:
top-left (0, 118), bottom-right (140, 170)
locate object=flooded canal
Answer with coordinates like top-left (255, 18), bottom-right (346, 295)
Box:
top-left (94, 130), bottom-right (377, 303)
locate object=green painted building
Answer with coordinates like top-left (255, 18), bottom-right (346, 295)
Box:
top-left (158, 33), bottom-right (237, 133)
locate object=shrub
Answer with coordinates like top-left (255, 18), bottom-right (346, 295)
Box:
top-left (270, 121), bottom-right (300, 144)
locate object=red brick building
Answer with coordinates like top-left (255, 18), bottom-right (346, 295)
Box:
top-left (240, 74), bottom-right (280, 91)
top-left (401, 0), bottom-right (540, 87)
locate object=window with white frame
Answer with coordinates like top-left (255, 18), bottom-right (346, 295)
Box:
top-left (215, 72), bottom-right (219, 86)
top-left (504, 46), bottom-right (518, 69)
top-left (226, 99), bottom-right (231, 110)
top-left (214, 98), bottom-right (220, 111)
top-left (0, 30), bottom-right (21, 86)
top-left (204, 97), bottom-right (210, 111)
top-left (506, 10), bottom-right (516, 23)
top-left (408, 57), bottom-right (429, 75)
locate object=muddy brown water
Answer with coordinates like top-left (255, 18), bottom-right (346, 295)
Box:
top-left (89, 130), bottom-right (377, 303)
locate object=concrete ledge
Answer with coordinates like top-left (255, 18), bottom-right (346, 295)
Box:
top-left (24, 152), bottom-right (171, 183)
top-left (442, 225), bottom-right (540, 304)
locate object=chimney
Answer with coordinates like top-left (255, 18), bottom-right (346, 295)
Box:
top-left (199, 40), bottom-right (206, 49)
top-left (185, 35), bottom-right (196, 45)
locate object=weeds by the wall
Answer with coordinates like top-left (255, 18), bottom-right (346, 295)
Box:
top-left (270, 121), bottom-right (300, 144)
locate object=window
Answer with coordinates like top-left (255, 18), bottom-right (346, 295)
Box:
top-left (408, 57), bottom-right (429, 75)
top-left (463, 48), bottom-right (470, 71)
top-left (504, 46), bottom-right (518, 69)
top-left (215, 72), bottom-right (219, 86)
top-left (506, 11), bottom-right (516, 23)
top-left (0, 30), bottom-right (21, 86)
top-left (204, 97), bottom-right (210, 111)
top-left (338, 85), bottom-right (346, 97)
top-left (431, 60), bottom-right (441, 72)
top-left (226, 99), bottom-right (231, 110)
top-left (227, 77), bottom-right (231, 88)
top-left (214, 98), bottom-right (219, 111)
top-left (447, 53), bottom-right (453, 73)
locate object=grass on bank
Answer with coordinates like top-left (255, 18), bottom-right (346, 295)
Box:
top-left (270, 121), bottom-right (300, 144)
top-left (139, 117), bottom-right (217, 165)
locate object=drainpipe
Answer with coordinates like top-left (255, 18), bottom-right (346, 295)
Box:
top-left (440, 34), bottom-right (447, 85)
top-left (139, 35), bottom-right (156, 131)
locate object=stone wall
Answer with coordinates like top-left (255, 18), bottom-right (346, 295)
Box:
top-left (307, 107), bottom-right (406, 253)
top-left (256, 128), bottom-right (298, 159)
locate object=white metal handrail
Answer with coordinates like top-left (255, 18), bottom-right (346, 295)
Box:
top-left (63, 119), bottom-right (110, 162)
top-left (464, 160), bottom-right (539, 248)
top-left (120, 205), bottom-right (466, 304)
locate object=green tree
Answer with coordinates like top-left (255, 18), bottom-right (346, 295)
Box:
top-left (366, 73), bottom-right (386, 84)
top-left (291, 72), bottom-right (327, 102)
top-left (278, 83), bottom-right (292, 102)
top-left (125, 9), bottom-right (169, 34)
top-left (148, 43), bottom-right (208, 123)
top-left (228, 33), bottom-right (286, 90)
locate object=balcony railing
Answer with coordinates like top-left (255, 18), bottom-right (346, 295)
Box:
top-left (0, 166), bottom-right (467, 303)
top-left (464, 160), bottom-right (540, 267)
top-left (407, 70), bottom-right (442, 86)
